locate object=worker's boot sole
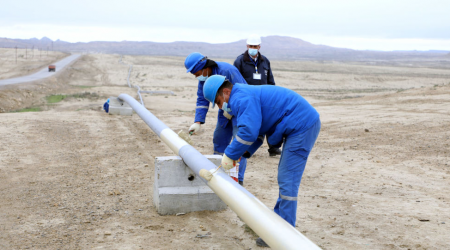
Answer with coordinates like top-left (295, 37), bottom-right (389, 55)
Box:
top-left (268, 148), bottom-right (281, 157)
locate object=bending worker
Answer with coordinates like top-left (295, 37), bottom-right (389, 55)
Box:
top-left (234, 34), bottom-right (281, 157)
top-left (203, 75), bottom-right (321, 247)
top-left (184, 52), bottom-right (248, 185)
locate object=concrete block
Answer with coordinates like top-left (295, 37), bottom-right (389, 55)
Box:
top-left (153, 155), bottom-right (227, 215)
top-left (108, 96), bottom-right (133, 116)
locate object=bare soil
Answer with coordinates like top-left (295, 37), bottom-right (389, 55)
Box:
top-left (0, 53), bottom-right (449, 249)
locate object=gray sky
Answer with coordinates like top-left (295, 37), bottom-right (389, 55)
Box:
top-left (1, 0), bottom-right (449, 51)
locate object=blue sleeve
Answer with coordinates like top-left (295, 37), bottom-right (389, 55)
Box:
top-left (224, 96), bottom-right (261, 160)
top-left (195, 81), bottom-right (209, 124)
top-left (243, 135), bottom-right (264, 158)
top-left (224, 66), bottom-right (247, 85)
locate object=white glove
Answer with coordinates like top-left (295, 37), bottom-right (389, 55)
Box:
top-left (221, 154), bottom-right (237, 170)
top-left (223, 110), bottom-right (233, 120)
top-left (189, 123), bottom-right (201, 134)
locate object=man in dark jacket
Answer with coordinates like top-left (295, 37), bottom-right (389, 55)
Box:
top-left (233, 34), bottom-right (275, 86)
top-left (233, 35), bottom-right (280, 156)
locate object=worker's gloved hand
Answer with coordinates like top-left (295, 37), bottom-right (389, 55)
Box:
top-left (223, 110), bottom-right (233, 120)
top-left (221, 154), bottom-right (237, 170)
top-left (189, 123), bottom-right (201, 134)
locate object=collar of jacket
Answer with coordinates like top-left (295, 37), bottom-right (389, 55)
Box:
top-left (243, 50), bottom-right (264, 63)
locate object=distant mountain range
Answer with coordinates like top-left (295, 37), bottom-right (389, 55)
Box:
top-left (1, 36), bottom-right (448, 61)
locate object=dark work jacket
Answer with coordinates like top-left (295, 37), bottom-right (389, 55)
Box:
top-left (233, 50), bottom-right (275, 86)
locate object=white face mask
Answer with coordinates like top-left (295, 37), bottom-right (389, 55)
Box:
top-left (196, 69), bottom-right (209, 81)
top-left (221, 93), bottom-right (231, 112)
top-left (248, 48), bottom-right (258, 56)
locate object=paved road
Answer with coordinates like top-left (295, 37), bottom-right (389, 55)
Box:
top-left (0, 54), bottom-right (81, 86)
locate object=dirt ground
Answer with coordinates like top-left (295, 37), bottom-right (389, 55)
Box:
top-left (0, 53), bottom-right (449, 250)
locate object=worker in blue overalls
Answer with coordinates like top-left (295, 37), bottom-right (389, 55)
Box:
top-left (203, 75), bottom-right (321, 247)
top-left (184, 52), bottom-right (248, 186)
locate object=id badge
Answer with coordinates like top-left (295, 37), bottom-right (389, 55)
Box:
top-left (253, 73), bottom-right (261, 80)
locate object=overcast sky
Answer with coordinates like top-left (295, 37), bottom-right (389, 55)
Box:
top-left (1, 0), bottom-right (449, 51)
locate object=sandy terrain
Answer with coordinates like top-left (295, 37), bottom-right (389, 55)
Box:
top-left (0, 53), bottom-right (449, 250)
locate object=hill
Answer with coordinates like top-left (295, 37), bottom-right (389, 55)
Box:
top-left (1, 36), bottom-right (449, 61)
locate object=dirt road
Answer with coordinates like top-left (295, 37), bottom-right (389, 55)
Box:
top-left (0, 54), bottom-right (81, 86)
top-left (0, 48), bottom-right (68, 81)
top-left (0, 54), bottom-right (449, 249)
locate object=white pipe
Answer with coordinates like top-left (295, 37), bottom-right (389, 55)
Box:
top-left (118, 93), bottom-right (321, 250)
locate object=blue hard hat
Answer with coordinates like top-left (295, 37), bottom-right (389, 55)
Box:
top-left (203, 75), bottom-right (226, 108)
top-left (184, 52), bottom-right (206, 73)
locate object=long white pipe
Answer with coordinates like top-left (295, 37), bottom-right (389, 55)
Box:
top-left (118, 94), bottom-right (321, 250)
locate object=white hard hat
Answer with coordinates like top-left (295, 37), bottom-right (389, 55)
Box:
top-left (247, 34), bottom-right (261, 45)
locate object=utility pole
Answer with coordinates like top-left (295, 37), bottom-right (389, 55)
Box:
top-left (15, 46), bottom-right (17, 64)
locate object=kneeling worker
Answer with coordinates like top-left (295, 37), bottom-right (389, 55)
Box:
top-left (203, 75), bottom-right (321, 247)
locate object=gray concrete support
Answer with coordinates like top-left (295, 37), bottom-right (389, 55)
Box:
top-left (108, 96), bottom-right (133, 116)
top-left (153, 155), bottom-right (227, 215)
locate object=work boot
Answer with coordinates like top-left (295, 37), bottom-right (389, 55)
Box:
top-left (268, 147), bottom-right (281, 157)
top-left (239, 180), bottom-right (244, 186)
top-left (256, 237), bottom-right (269, 247)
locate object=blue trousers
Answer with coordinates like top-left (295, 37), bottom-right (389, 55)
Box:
top-left (213, 117), bottom-right (247, 182)
top-left (273, 119), bottom-right (321, 227)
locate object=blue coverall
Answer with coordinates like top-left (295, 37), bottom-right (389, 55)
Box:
top-left (194, 62), bottom-right (248, 182)
top-left (223, 84), bottom-right (321, 227)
